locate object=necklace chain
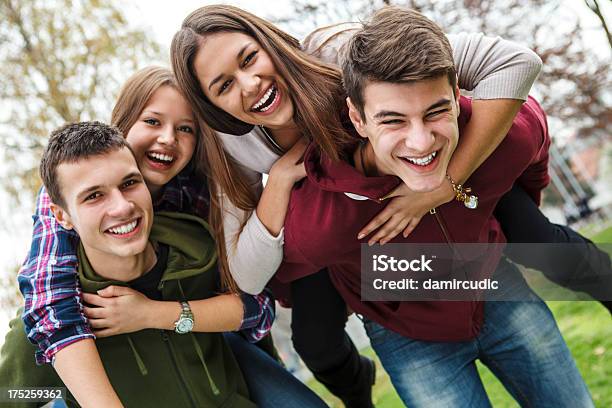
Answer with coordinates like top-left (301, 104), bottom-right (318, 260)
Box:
top-left (259, 126), bottom-right (285, 154)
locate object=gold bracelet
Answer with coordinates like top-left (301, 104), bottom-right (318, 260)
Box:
top-left (445, 173), bottom-right (478, 209)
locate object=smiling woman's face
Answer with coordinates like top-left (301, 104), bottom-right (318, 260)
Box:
top-left (124, 85), bottom-right (197, 197)
top-left (194, 31), bottom-right (295, 131)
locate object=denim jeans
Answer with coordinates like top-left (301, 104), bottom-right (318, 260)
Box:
top-left (363, 259), bottom-right (593, 408)
top-left (224, 332), bottom-right (327, 408)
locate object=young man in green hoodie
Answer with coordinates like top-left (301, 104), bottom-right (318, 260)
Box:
top-left (0, 122), bottom-right (325, 408)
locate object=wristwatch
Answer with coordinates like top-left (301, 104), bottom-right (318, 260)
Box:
top-left (174, 301), bottom-right (194, 334)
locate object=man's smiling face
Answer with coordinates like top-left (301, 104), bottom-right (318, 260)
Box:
top-left (52, 147), bottom-right (154, 261)
top-left (349, 75), bottom-right (460, 192)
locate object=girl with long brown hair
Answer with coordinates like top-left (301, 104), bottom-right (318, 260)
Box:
top-left (170, 4), bottom-right (549, 406)
top-left (16, 65), bottom-right (326, 408)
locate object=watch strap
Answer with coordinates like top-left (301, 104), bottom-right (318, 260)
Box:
top-left (179, 301), bottom-right (193, 318)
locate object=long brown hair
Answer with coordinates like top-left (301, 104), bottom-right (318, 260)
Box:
top-left (171, 5), bottom-right (355, 292)
top-left (111, 66), bottom-right (238, 290)
top-left (112, 66), bottom-right (176, 135)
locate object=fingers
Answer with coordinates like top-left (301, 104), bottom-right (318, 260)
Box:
top-left (358, 210), bottom-right (394, 240)
top-left (88, 318), bottom-right (108, 330)
top-left (285, 138), bottom-right (309, 163)
top-left (84, 305), bottom-right (111, 330)
top-left (93, 329), bottom-right (115, 338)
top-left (371, 212), bottom-right (424, 244)
top-left (270, 139), bottom-right (309, 184)
top-left (402, 217), bottom-right (422, 238)
top-left (97, 285), bottom-right (133, 297)
top-left (82, 293), bottom-right (109, 307)
top-left (368, 216), bottom-right (409, 246)
top-left (83, 306), bottom-right (105, 319)
top-left (386, 183), bottom-right (410, 199)
top-left (362, 194), bottom-right (431, 244)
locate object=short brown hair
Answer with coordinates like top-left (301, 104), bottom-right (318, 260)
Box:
top-left (342, 6), bottom-right (457, 120)
top-left (39, 121), bottom-right (131, 208)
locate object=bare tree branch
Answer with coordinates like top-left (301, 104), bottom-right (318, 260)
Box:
top-left (584, 0), bottom-right (612, 49)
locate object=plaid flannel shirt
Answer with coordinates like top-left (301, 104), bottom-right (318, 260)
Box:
top-left (18, 171), bottom-right (274, 364)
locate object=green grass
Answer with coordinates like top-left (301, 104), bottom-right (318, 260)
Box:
top-left (308, 302), bottom-right (611, 407)
top-left (476, 301), bottom-right (611, 408)
top-left (591, 226), bottom-right (612, 244)
top-left (309, 226), bottom-right (612, 407)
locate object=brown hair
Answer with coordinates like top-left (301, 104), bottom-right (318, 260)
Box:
top-left (110, 66), bottom-right (205, 180)
top-left (342, 6), bottom-right (457, 121)
top-left (170, 5), bottom-right (355, 293)
top-left (40, 122), bottom-right (130, 208)
top-left (112, 66), bottom-right (177, 135)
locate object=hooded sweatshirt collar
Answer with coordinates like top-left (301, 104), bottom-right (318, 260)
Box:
top-left (303, 143), bottom-right (401, 202)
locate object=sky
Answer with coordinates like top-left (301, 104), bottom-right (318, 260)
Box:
top-left (122, 0), bottom-right (611, 53)
top-left (0, 0), bottom-right (610, 336)
top-left (123, 1), bottom-right (294, 47)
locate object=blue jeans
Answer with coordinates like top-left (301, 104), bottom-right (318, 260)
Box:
top-left (363, 260), bottom-right (593, 408)
top-left (224, 332), bottom-right (327, 408)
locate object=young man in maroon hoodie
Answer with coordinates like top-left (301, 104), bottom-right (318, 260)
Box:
top-left (275, 7), bottom-right (594, 408)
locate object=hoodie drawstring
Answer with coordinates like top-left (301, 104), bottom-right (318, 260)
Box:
top-left (127, 335), bottom-right (148, 376)
top-left (177, 280), bottom-right (220, 396)
top-left (190, 333), bottom-right (220, 396)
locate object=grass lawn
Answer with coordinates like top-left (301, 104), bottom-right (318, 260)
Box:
top-left (591, 226), bottom-right (612, 244)
top-left (309, 227), bottom-right (612, 407)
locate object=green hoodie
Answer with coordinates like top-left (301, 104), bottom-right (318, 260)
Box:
top-left (0, 212), bottom-right (256, 408)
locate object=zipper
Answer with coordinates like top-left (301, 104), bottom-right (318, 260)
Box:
top-left (432, 208), bottom-right (469, 264)
top-left (432, 209), bottom-right (452, 245)
top-left (161, 330), bottom-right (198, 408)
top-left (431, 208), bottom-right (478, 335)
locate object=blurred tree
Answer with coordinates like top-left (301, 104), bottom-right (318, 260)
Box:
top-left (0, 0), bottom-right (162, 317)
top-left (0, 266), bottom-right (23, 313)
top-left (0, 0), bottom-right (162, 204)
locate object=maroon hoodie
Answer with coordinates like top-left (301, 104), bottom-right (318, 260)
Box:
top-left (275, 96), bottom-right (550, 341)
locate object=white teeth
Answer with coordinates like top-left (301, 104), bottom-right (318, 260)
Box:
top-left (149, 152), bottom-right (174, 162)
top-left (259, 100), bottom-right (274, 112)
top-left (252, 86), bottom-right (276, 111)
top-left (108, 220), bottom-right (138, 235)
top-left (405, 151), bottom-right (437, 166)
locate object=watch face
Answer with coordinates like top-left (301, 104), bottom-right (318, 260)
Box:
top-left (176, 318), bottom-right (194, 334)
